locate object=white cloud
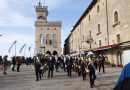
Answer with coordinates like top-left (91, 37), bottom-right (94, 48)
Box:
top-left (9, 12), bottom-right (34, 27)
top-left (0, 32), bottom-right (35, 44)
top-left (0, 0), bottom-right (69, 28)
top-left (46, 0), bottom-right (69, 10)
top-left (0, 0), bottom-right (9, 12)
top-left (0, 32), bottom-right (35, 58)
top-left (0, 12), bottom-right (34, 27)
top-left (0, 0), bottom-right (36, 58)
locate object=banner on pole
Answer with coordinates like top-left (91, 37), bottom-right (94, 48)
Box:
top-left (8, 41), bottom-right (17, 53)
top-left (29, 46), bottom-right (31, 51)
top-left (19, 44), bottom-right (26, 53)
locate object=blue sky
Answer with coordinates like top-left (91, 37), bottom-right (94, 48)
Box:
top-left (0, 0), bottom-right (91, 59)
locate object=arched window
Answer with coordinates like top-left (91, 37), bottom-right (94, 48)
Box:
top-left (97, 5), bottom-right (100, 13)
top-left (89, 15), bottom-right (91, 21)
top-left (98, 24), bottom-right (100, 33)
top-left (40, 34), bottom-right (44, 45)
top-left (54, 28), bottom-right (56, 30)
top-left (114, 11), bottom-right (119, 22)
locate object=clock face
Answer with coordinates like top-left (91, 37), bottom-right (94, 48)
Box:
top-left (38, 16), bottom-right (45, 19)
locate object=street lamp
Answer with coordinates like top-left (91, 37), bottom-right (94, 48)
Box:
top-left (86, 31), bottom-right (94, 49)
top-left (86, 38), bottom-right (93, 49)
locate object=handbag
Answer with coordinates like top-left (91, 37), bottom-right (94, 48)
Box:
top-left (95, 70), bottom-right (98, 75)
top-left (11, 64), bottom-right (14, 69)
top-left (85, 68), bottom-right (89, 73)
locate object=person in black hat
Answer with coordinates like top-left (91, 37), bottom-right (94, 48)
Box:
top-left (88, 58), bottom-right (96, 88)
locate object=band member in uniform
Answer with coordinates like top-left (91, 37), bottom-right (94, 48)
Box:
top-left (34, 56), bottom-right (42, 81)
top-left (99, 54), bottom-right (105, 73)
top-left (88, 58), bottom-right (96, 88)
top-left (81, 60), bottom-right (87, 80)
top-left (47, 55), bottom-right (55, 78)
top-left (66, 56), bottom-right (73, 77)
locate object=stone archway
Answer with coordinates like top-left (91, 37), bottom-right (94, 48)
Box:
top-left (52, 50), bottom-right (58, 55)
top-left (46, 50), bottom-right (51, 55)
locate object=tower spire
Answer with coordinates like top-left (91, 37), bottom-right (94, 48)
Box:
top-left (35, 0), bottom-right (48, 22)
top-left (38, 0), bottom-right (42, 7)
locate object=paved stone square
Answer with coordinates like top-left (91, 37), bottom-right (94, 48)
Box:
top-left (0, 65), bottom-right (122, 90)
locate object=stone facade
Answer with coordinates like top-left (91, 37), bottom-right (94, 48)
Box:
top-left (35, 2), bottom-right (62, 55)
top-left (64, 0), bottom-right (130, 66)
top-left (106, 0), bottom-right (130, 66)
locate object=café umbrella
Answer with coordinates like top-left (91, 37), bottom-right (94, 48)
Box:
top-left (87, 51), bottom-right (95, 57)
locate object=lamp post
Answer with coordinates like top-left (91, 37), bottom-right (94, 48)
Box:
top-left (86, 31), bottom-right (93, 49)
top-left (86, 37), bottom-right (93, 50)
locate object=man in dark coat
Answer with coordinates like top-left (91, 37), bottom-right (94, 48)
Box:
top-left (47, 55), bottom-right (55, 78)
top-left (34, 56), bottom-right (42, 81)
top-left (99, 54), bottom-right (105, 73)
top-left (80, 61), bottom-right (87, 80)
top-left (0, 56), bottom-right (2, 64)
top-left (114, 62), bottom-right (130, 90)
top-left (88, 58), bottom-right (96, 88)
top-left (66, 56), bottom-right (73, 77)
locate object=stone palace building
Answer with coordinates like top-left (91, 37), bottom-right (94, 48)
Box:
top-left (35, 1), bottom-right (62, 55)
top-left (64, 0), bottom-right (130, 66)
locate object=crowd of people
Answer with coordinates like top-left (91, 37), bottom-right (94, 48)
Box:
top-left (0, 52), bottom-right (107, 88)
top-left (1, 52), bottom-right (130, 89)
top-left (0, 55), bottom-right (33, 74)
top-left (32, 53), bottom-right (107, 88)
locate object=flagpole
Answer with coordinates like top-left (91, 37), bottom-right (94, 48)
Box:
top-left (15, 41), bottom-right (17, 56)
top-left (24, 45), bottom-right (26, 57)
top-left (29, 46), bottom-right (31, 57)
top-left (30, 49), bottom-right (31, 57)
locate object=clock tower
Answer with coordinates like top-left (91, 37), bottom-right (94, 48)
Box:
top-left (35, 1), bottom-right (48, 22)
top-left (34, 1), bottom-right (62, 56)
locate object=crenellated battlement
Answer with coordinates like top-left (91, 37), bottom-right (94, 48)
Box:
top-left (35, 6), bottom-right (48, 9)
top-left (35, 1), bottom-right (48, 9)
top-left (35, 21), bottom-right (62, 27)
top-left (47, 21), bottom-right (62, 24)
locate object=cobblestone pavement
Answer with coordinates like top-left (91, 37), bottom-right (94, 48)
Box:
top-left (0, 65), bottom-right (122, 90)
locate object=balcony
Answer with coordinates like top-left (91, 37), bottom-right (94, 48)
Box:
top-left (113, 21), bottom-right (120, 27)
top-left (86, 38), bottom-right (93, 44)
